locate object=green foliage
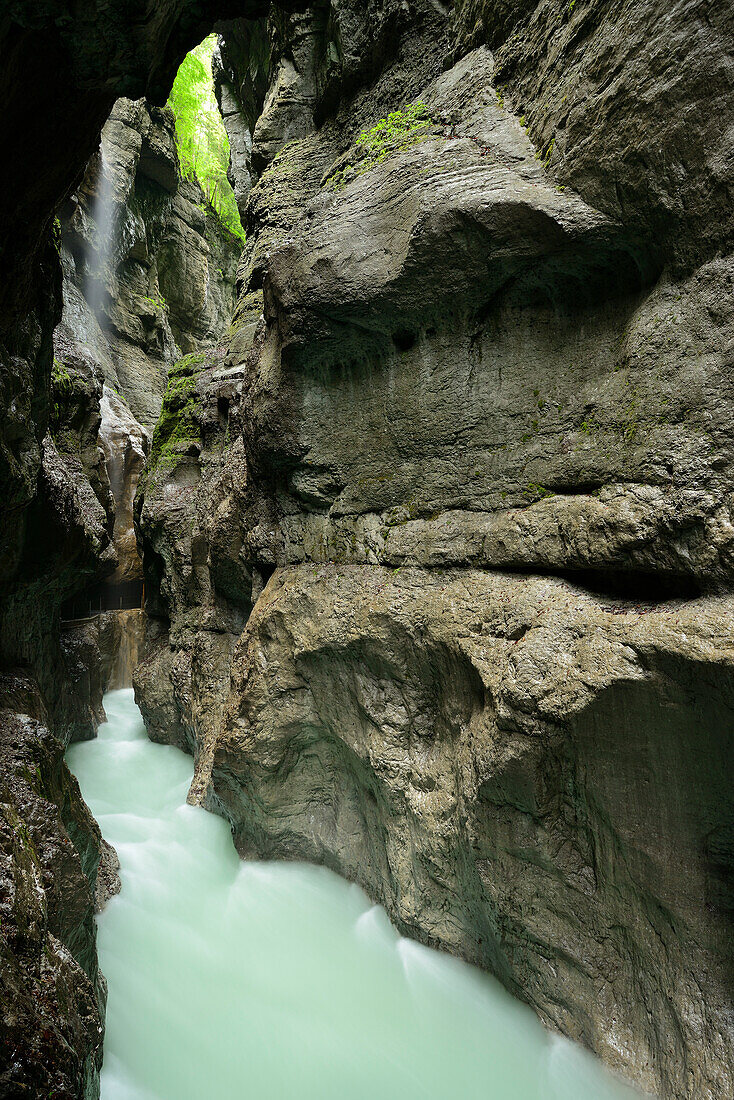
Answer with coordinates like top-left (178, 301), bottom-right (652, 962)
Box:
top-left (167, 36), bottom-right (245, 243)
top-left (523, 483), bottom-right (555, 502)
top-left (357, 102), bottom-right (433, 159)
top-left (51, 217), bottom-right (62, 253)
top-left (148, 353), bottom-right (206, 470)
top-left (326, 102), bottom-right (434, 191)
top-left (51, 357), bottom-right (72, 391)
top-left (535, 136), bottom-right (556, 168)
top-left (49, 358), bottom-right (76, 441)
top-left (141, 292), bottom-right (167, 312)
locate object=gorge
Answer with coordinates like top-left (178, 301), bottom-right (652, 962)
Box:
top-left (1, 3), bottom-right (733, 1099)
top-left (66, 688), bottom-right (640, 1099)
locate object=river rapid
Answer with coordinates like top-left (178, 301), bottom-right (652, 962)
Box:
top-left (66, 689), bottom-right (643, 1100)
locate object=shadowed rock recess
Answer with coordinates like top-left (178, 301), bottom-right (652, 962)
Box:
top-left (1, 1), bottom-right (732, 1098)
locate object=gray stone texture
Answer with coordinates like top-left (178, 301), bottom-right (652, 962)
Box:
top-left (0, 7), bottom-right (251, 1093)
top-left (134, 4), bottom-right (734, 1099)
top-left (59, 97), bottom-right (241, 430)
top-left (0, 0), bottom-right (732, 1097)
top-left (0, 673), bottom-right (107, 1099)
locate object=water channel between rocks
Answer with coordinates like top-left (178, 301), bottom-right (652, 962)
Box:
top-left (66, 689), bottom-right (644, 1100)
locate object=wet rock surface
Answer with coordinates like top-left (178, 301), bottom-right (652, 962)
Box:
top-left (208, 565), bottom-right (734, 1100)
top-left (0, 7), bottom-right (253, 1094)
top-left (99, 388), bottom-right (149, 584)
top-left (58, 96), bottom-right (241, 431)
top-left (134, 3), bottom-right (734, 1099)
top-left (0, 347), bottom-right (116, 744)
top-left (0, 346), bottom-right (113, 1097)
top-left (0, 0), bottom-right (286, 633)
top-left (450, 0), bottom-right (734, 273)
top-left (0, 673), bottom-right (106, 1099)
top-left (98, 610), bottom-right (146, 692)
top-left (0, 0), bottom-right (732, 1097)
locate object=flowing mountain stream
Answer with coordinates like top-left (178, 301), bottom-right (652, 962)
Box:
top-left (67, 690), bottom-right (643, 1100)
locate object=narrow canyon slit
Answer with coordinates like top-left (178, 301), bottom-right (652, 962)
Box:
top-left (2, 4), bottom-right (732, 1099)
top-left (67, 690), bottom-right (642, 1100)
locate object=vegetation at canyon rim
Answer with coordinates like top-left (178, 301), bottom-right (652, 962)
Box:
top-left (167, 35), bottom-right (244, 242)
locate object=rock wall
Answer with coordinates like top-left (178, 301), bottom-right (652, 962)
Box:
top-left (99, 610), bottom-right (146, 691)
top-left (0, 0), bottom-right (279, 687)
top-left (209, 567), bottom-right (734, 1099)
top-left (0, 0), bottom-right (732, 1097)
top-left (0, 674), bottom-right (108, 1098)
top-left (0, 6), bottom-right (260, 1093)
top-left (134, 3), bottom-right (734, 1099)
top-left (58, 95), bottom-right (242, 432)
top-left (0, 309), bottom-right (114, 1099)
top-left (99, 387), bottom-right (148, 584)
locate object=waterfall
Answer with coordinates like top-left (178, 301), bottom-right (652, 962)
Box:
top-left (85, 147), bottom-right (117, 323)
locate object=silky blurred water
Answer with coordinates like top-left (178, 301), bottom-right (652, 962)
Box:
top-left (67, 689), bottom-right (643, 1100)
top-left (85, 147), bottom-right (116, 321)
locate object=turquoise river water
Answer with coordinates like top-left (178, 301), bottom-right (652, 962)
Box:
top-left (66, 689), bottom-right (643, 1100)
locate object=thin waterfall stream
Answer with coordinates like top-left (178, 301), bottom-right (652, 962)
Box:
top-left (85, 146), bottom-right (116, 322)
top-left (67, 690), bottom-right (644, 1100)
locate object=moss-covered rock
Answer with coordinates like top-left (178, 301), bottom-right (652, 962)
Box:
top-left (147, 353), bottom-right (207, 472)
top-left (322, 102), bottom-right (436, 190)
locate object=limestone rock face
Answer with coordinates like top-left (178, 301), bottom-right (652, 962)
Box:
top-left (99, 387), bottom-right (148, 583)
top-left (0, 349), bottom-right (117, 740)
top-left (0, 673), bottom-right (106, 1100)
top-left (0, 0), bottom-right (732, 1097)
top-left (135, 3), bottom-right (734, 1098)
top-left (0, 5), bottom-right (295, 1098)
top-left (59, 97), bottom-right (241, 430)
top-left (209, 565), bottom-right (734, 1100)
top-left (0, 317), bottom-right (116, 1100)
top-left (214, 19), bottom-right (272, 217)
top-left (98, 610), bottom-right (146, 691)
top-left (239, 42), bottom-right (734, 595)
top-left (450, 0), bottom-right (734, 272)
top-left (135, 345), bottom-right (253, 793)
top-left (0, 1), bottom-right (289, 624)
top-left (0, 348), bottom-right (116, 1100)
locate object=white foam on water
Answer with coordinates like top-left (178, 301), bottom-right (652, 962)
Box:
top-left (67, 689), bottom-right (645, 1100)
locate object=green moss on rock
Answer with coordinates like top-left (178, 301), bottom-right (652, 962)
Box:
top-left (324, 103), bottom-right (435, 191)
top-left (49, 358), bottom-right (80, 439)
top-left (148, 353), bottom-right (206, 470)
